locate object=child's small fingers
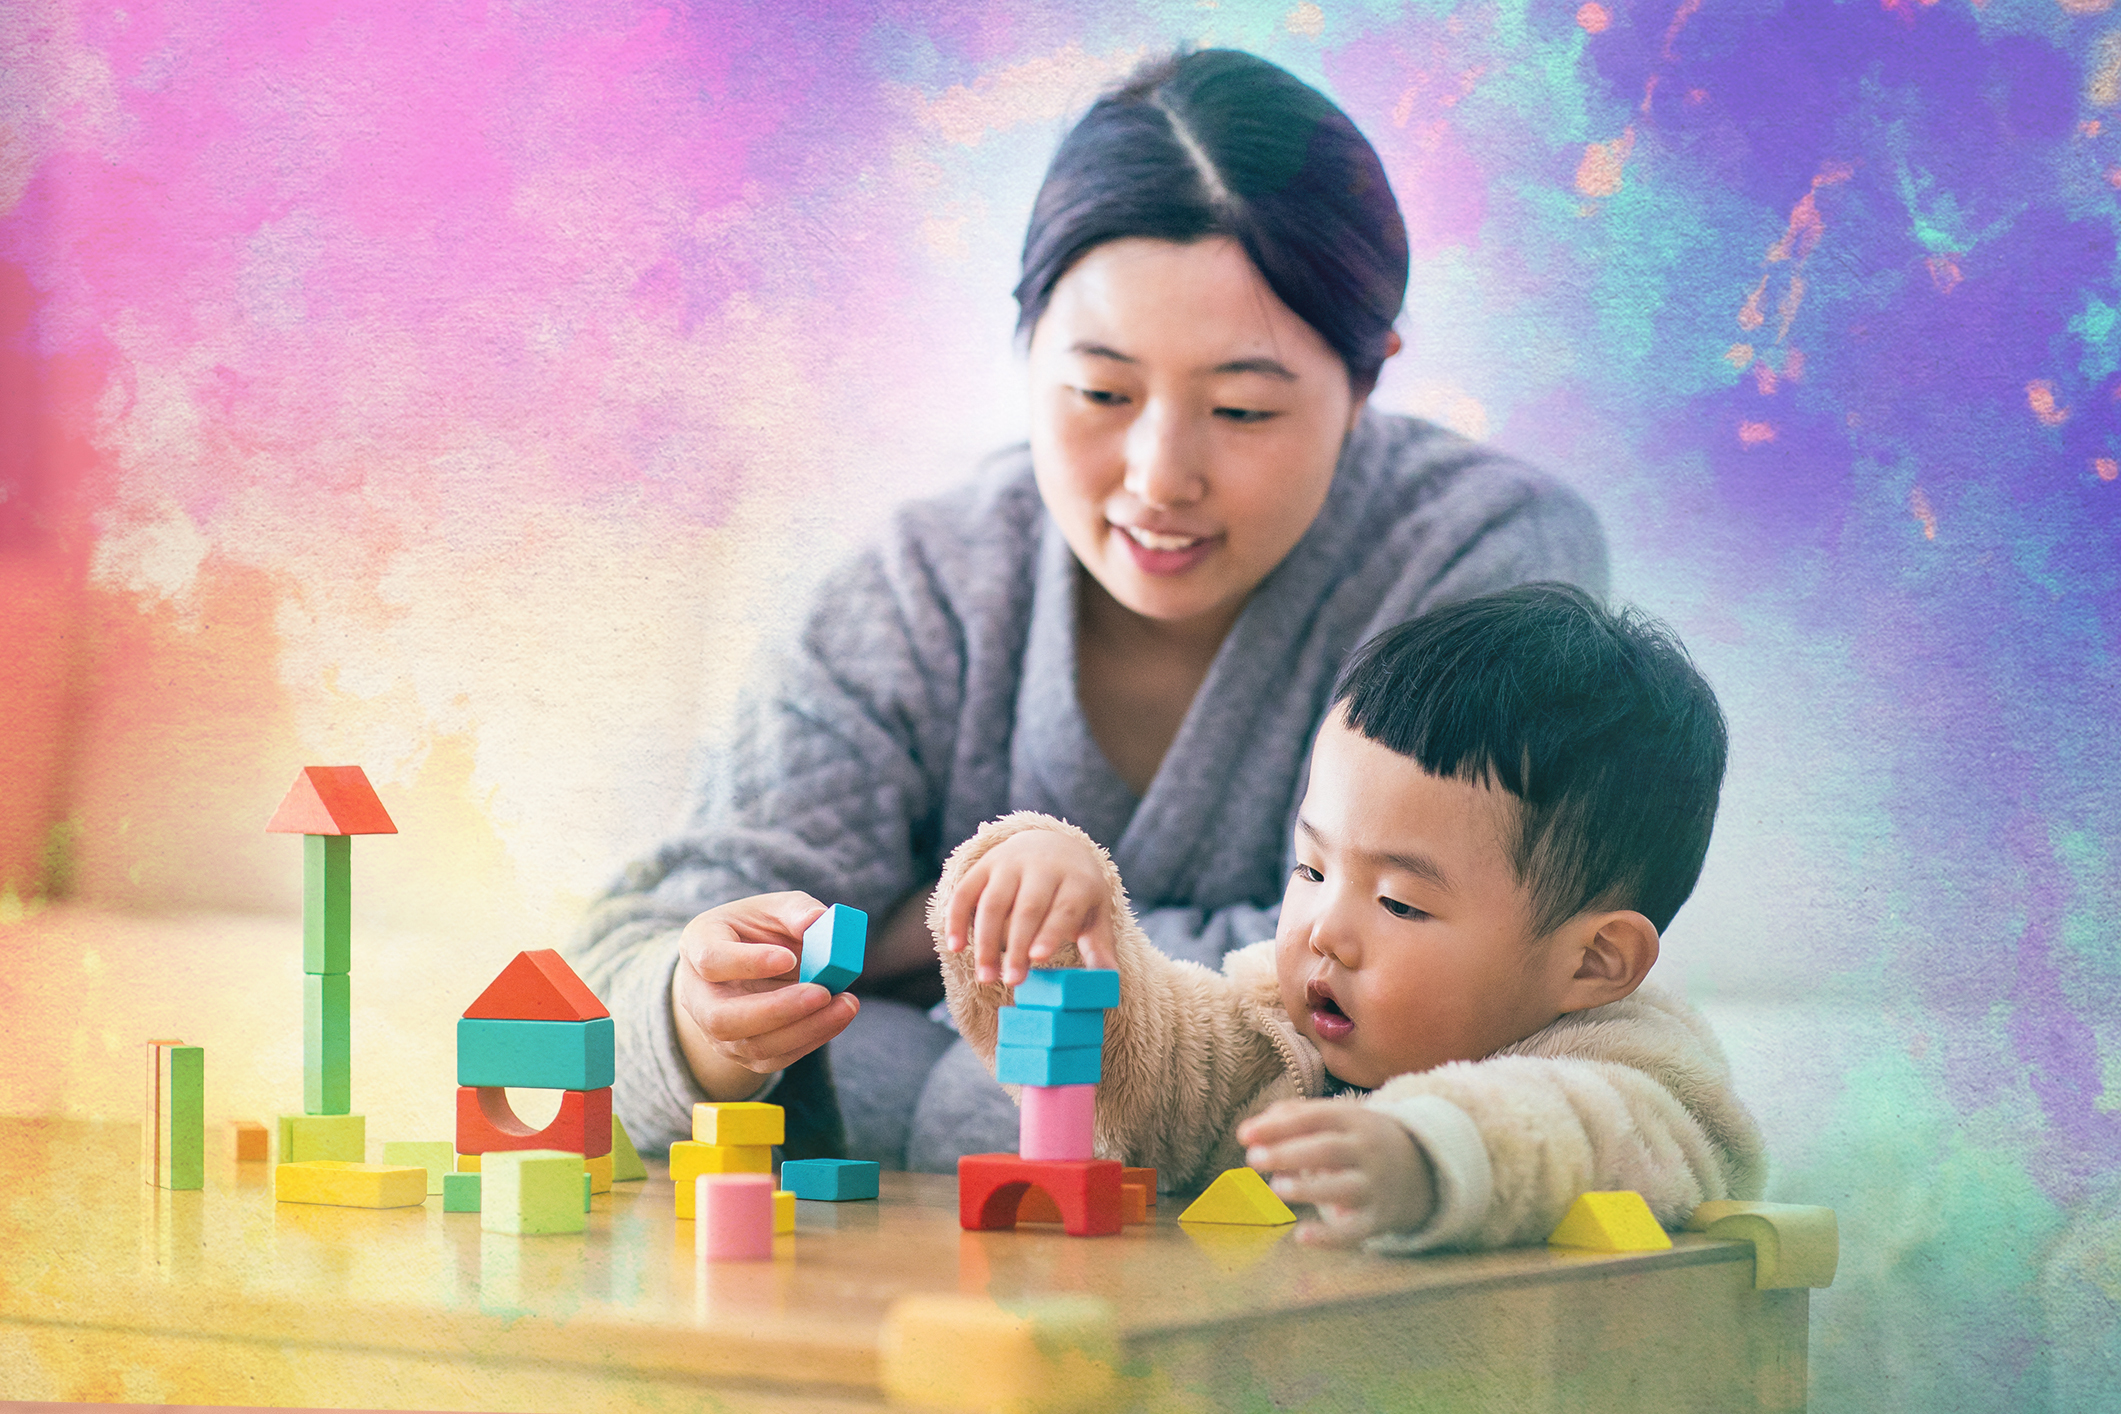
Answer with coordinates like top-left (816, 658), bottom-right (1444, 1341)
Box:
top-left (1269, 1167), bottom-right (1369, 1212)
top-left (943, 862), bottom-right (990, 953)
top-left (1002, 874), bottom-right (1060, 983)
top-left (1237, 1101), bottom-right (1344, 1147)
top-left (971, 871), bottom-right (1023, 983)
top-left (1247, 1131), bottom-right (1359, 1176)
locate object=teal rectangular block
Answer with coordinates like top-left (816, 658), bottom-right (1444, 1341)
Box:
top-left (997, 1005), bottom-right (1105, 1049)
top-left (158, 1045), bottom-right (204, 1190)
top-left (456, 1017), bottom-right (615, 1090)
top-left (799, 903), bottom-right (867, 994)
top-left (304, 834), bottom-right (351, 975)
top-left (780, 1158), bottom-right (879, 1201)
top-left (1012, 969), bottom-right (1119, 1011)
top-left (305, 972), bottom-right (351, 1114)
top-left (443, 1171), bottom-right (482, 1212)
top-left (996, 1043), bottom-right (1101, 1087)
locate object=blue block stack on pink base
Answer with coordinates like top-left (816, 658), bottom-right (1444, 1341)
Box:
top-left (999, 969), bottom-right (1118, 1162)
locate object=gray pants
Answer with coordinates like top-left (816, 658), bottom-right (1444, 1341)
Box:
top-left (828, 998), bottom-right (1018, 1171)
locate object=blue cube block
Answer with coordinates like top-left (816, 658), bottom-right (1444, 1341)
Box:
top-left (801, 904), bottom-right (868, 994)
top-left (780, 1157), bottom-right (881, 1201)
top-left (998, 1005), bottom-right (1105, 1049)
top-left (996, 1043), bottom-right (1102, 1087)
top-left (456, 1017), bottom-right (615, 1090)
top-left (1012, 968), bottom-right (1119, 1012)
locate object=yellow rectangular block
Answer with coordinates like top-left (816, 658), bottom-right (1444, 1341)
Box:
top-left (458, 1153), bottom-right (481, 1173)
top-left (774, 1189), bottom-right (795, 1235)
top-left (586, 1151), bottom-right (613, 1194)
top-left (692, 1101), bottom-right (784, 1147)
top-left (274, 1161), bottom-right (429, 1209)
top-left (670, 1141), bottom-right (772, 1218)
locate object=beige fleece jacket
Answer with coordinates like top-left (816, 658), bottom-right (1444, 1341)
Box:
top-left (931, 812), bottom-right (1768, 1253)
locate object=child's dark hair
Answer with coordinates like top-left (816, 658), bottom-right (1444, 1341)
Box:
top-left (1015, 49), bottom-right (1408, 397)
top-left (1332, 584), bottom-right (1728, 937)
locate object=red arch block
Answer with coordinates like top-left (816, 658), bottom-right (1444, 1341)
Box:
top-left (958, 1153), bottom-right (1123, 1237)
top-left (455, 1085), bottom-right (612, 1158)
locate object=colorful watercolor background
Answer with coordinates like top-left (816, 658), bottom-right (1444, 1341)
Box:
top-left (2, 0), bottom-right (2116, 1408)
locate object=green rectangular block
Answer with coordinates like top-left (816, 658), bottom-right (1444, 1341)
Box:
top-left (305, 972), bottom-right (350, 1114)
top-left (382, 1140), bottom-right (455, 1195)
top-left (442, 1171), bottom-right (482, 1212)
top-left (304, 834), bottom-right (351, 975)
top-left (277, 1113), bottom-right (365, 1162)
top-left (584, 1170), bottom-right (593, 1212)
top-left (480, 1149), bottom-right (585, 1235)
top-left (157, 1045), bottom-right (204, 1190)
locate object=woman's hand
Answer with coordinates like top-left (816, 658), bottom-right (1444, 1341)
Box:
top-left (670, 892), bottom-right (860, 1102)
top-left (939, 829), bottom-right (1120, 985)
top-left (1237, 1099), bottom-right (1436, 1247)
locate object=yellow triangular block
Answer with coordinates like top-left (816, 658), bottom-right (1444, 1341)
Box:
top-left (1176, 1167), bottom-right (1297, 1226)
top-left (610, 1114), bottom-right (647, 1182)
top-left (1547, 1191), bottom-right (1672, 1252)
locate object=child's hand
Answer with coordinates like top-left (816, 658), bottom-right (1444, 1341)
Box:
top-left (939, 829), bottom-right (1118, 985)
top-left (670, 892), bottom-right (860, 1102)
top-left (1237, 1099), bottom-right (1437, 1248)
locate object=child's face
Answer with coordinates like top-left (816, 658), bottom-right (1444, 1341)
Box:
top-left (1274, 712), bottom-right (1585, 1088)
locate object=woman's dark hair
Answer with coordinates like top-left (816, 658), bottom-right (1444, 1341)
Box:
top-left (1015, 49), bottom-right (1409, 396)
top-left (1332, 584), bottom-right (1730, 938)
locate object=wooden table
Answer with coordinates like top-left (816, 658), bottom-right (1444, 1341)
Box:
top-left (0, 1120), bottom-right (1810, 1412)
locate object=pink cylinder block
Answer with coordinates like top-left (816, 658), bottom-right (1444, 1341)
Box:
top-left (1018, 1084), bottom-right (1096, 1161)
top-left (695, 1173), bottom-right (775, 1260)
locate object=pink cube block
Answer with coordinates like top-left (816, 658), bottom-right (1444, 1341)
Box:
top-left (695, 1173), bottom-right (775, 1260)
top-left (1018, 1083), bottom-right (1096, 1161)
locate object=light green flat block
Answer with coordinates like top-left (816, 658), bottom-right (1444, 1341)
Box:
top-left (303, 834), bottom-right (351, 974)
top-left (610, 1114), bottom-right (647, 1182)
top-left (278, 1113), bottom-right (365, 1163)
top-left (442, 1171), bottom-right (482, 1212)
top-left (382, 1140), bottom-right (455, 1195)
top-left (304, 972), bottom-right (351, 1114)
top-left (481, 1149), bottom-right (586, 1235)
top-left (157, 1046), bottom-right (204, 1190)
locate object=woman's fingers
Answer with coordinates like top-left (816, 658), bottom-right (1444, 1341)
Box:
top-left (696, 978), bottom-right (839, 1043)
top-left (719, 992), bottom-right (862, 1072)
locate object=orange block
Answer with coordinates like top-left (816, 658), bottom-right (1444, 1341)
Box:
top-left (462, 949), bottom-right (611, 1021)
top-left (1020, 1181), bottom-right (1148, 1226)
top-left (266, 766), bottom-right (398, 835)
top-left (229, 1120), bottom-right (270, 1162)
top-left (1122, 1168), bottom-right (1156, 1205)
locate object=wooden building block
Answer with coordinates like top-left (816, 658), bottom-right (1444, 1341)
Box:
top-left (996, 1044), bottom-right (1101, 1087)
top-left (958, 1154), bottom-right (1123, 1237)
top-left (229, 1119), bottom-right (270, 1162)
top-left (1011, 968), bottom-right (1119, 1011)
top-left (481, 1149), bottom-right (586, 1235)
top-left (1547, 1191), bottom-right (1673, 1253)
top-left (691, 1100), bottom-right (786, 1147)
top-left (670, 1141), bottom-right (773, 1218)
top-left (586, 1152), bottom-right (613, 1193)
top-left (455, 1016), bottom-right (615, 1090)
top-left (277, 1113), bottom-right (365, 1163)
top-left (1177, 1168), bottom-right (1296, 1227)
top-left (1018, 1084), bottom-right (1095, 1161)
top-left (275, 1161), bottom-right (427, 1208)
top-left (1122, 1167), bottom-right (1156, 1204)
top-left (442, 1171), bottom-right (481, 1211)
top-left (381, 1141), bottom-right (455, 1195)
top-left (302, 834), bottom-right (351, 975)
top-left (1018, 1181), bottom-right (1149, 1226)
top-left (584, 1171), bottom-right (593, 1211)
top-left (457, 1153), bottom-right (481, 1172)
top-left (265, 766), bottom-right (398, 835)
top-left (779, 1158), bottom-right (880, 1201)
top-left (454, 1085), bottom-right (611, 1158)
top-left (998, 1005), bottom-right (1105, 1049)
top-left (799, 903), bottom-right (867, 993)
top-left (774, 1189), bottom-right (796, 1234)
top-left (610, 1114), bottom-right (647, 1181)
top-left (462, 949), bottom-right (610, 1022)
top-left (303, 972), bottom-right (351, 1115)
top-left (695, 1174), bottom-right (775, 1260)
top-left (1684, 1200), bottom-right (1840, 1289)
top-left (146, 1043), bottom-right (204, 1190)
top-left (881, 1294), bottom-right (1118, 1414)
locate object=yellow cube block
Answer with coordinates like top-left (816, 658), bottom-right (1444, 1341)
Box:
top-left (691, 1101), bottom-right (785, 1147)
top-left (586, 1151), bottom-right (613, 1194)
top-left (774, 1188), bottom-right (795, 1234)
top-left (275, 1161), bottom-right (428, 1209)
top-left (670, 1141), bottom-right (772, 1218)
top-left (458, 1152), bottom-right (481, 1173)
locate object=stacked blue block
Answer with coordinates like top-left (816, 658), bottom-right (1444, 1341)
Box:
top-left (995, 968), bottom-right (1118, 1087)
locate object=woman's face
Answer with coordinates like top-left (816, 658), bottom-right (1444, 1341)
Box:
top-left (1027, 237), bottom-right (1370, 633)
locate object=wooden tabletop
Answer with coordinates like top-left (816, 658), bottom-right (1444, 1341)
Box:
top-left (0, 1119), bottom-right (1803, 1412)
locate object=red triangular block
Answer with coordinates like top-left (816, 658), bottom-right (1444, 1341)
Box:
top-left (463, 949), bottom-right (610, 1021)
top-left (266, 766), bottom-right (398, 835)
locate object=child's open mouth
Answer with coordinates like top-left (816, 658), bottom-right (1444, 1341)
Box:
top-left (1305, 981), bottom-right (1354, 1043)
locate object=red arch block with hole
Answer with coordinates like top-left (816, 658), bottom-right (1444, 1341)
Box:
top-left (957, 1153), bottom-right (1123, 1236)
top-left (455, 1085), bottom-right (612, 1158)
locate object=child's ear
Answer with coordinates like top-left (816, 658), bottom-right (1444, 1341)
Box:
top-left (1556, 911), bottom-right (1660, 1012)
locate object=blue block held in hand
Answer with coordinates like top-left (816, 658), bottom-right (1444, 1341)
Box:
top-left (801, 904), bottom-right (867, 994)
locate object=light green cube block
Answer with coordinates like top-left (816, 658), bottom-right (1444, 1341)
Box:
top-left (481, 1149), bottom-right (586, 1235)
top-left (443, 1172), bottom-right (482, 1212)
top-left (303, 834), bottom-right (351, 974)
top-left (304, 972), bottom-right (351, 1114)
top-left (277, 1113), bottom-right (365, 1163)
top-left (382, 1140), bottom-right (455, 1195)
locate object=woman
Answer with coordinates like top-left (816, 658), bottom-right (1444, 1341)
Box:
top-left (571, 49), bottom-right (1607, 1167)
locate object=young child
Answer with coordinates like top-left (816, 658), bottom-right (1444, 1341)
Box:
top-left (929, 583), bottom-right (1766, 1252)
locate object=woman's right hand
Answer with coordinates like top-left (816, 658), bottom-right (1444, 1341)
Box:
top-left (670, 892), bottom-right (861, 1102)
